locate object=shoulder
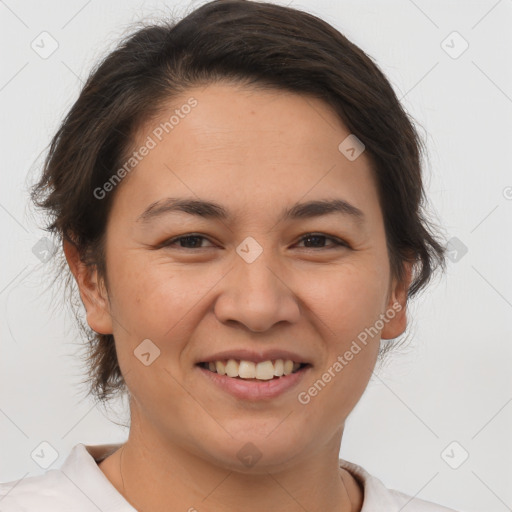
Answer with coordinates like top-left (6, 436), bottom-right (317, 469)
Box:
top-left (384, 487), bottom-right (460, 512)
top-left (0, 469), bottom-right (82, 511)
top-left (0, 443), bottom-right (129, 512)
top-left (339, 458), bottom-right (461, 512)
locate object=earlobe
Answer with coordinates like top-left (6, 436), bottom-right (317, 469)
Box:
top-left (381, 261), bottom-right (414, 340)
top-left (62, 239), bottom-right (113, 335)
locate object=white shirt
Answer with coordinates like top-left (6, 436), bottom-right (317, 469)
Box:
top-left (0, 443), bottom-right (458, 511)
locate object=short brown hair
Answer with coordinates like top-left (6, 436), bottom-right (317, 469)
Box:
top-left (31, 0), bottom-right (446, 403)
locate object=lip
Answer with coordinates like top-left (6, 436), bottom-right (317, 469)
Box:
top-left (196, 348), bottom-right (311, 365)
top-left (196, 364), bottom-right (311, 400)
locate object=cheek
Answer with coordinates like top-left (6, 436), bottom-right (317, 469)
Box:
top-left (304, 259), bottom-right (390, 340)
top-left (109, 245), bottom-right (389, 345)
top-left (298, 259), bottom-right (387, 393)
top-left (107, 254), bottom-right (222, 363)
top-left (297, 267), bottom-right (384, 427)
top-left (107, 254), bottom-right (185, 328)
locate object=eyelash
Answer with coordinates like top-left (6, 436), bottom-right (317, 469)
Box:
top-left (158, 233), bottom-right (350, 250)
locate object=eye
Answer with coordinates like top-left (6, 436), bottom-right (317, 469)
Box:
top-left (156, 232), bottom-right (349, 250)
top-left (295, 233), bottom-right (349, 249)
top-left (158, 234), bottom-right (215, 249)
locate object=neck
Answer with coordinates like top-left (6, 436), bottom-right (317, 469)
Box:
top-left (99, 409), bottom-right (363, 512)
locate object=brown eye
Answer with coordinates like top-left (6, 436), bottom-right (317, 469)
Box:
top-left (158, 234), bottom-right (215, 249)
top-left (295, 233), bottom-right (349, 249)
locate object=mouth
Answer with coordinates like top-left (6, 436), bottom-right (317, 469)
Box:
top-left (195, 358), bottom-right (312, 400)
top-left (196, 359), bottom-right (311, 381)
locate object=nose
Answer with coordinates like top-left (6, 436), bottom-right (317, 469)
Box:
top-left (213, 244), bottom-right (301, 333)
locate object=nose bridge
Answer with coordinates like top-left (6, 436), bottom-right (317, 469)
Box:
top-left (214, 235), bottom-right (300, 332)
top-left (236, 237), bottom-right (281, 298)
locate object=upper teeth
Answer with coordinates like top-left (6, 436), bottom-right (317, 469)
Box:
top-left (206, 359), bottom-right (302, 380)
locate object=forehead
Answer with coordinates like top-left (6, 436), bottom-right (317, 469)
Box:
top-left (113, 82), bottom-right (381, 227)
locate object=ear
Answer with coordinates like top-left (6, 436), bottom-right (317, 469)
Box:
top-left (381, 260), bottom-right (414, 340)
top-left (63, 239), bottom-right (113, 335)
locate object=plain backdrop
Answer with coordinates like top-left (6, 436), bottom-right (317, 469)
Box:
top-left (1, 1), bottom-right (511, 511)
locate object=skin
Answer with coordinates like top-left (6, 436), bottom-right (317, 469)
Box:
top-left (64, 82), bottom-right (412, 512)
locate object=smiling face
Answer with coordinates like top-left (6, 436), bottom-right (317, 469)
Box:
top-left (67, 81), bottom-right (410, 471)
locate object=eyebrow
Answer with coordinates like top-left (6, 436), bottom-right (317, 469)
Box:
top-left (136, 197), bottom-right (365, 225)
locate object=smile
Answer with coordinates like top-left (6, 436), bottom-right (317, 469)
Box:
top-left (196, 359), bottom-right (311, 400)
top-left (198, 359), bottom-right (310, 381)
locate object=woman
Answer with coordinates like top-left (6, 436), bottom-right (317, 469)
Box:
top-left (0, 0), bottom-right (458, 510)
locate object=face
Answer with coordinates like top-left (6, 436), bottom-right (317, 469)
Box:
top-left (67, 82), bottom-right (410, 472)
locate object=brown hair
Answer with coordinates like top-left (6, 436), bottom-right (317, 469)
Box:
top-left (31, 0), bottom-right (446, 403)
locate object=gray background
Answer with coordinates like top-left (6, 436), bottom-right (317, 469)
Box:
top-left (1, 1), bottom-right (511, 511)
